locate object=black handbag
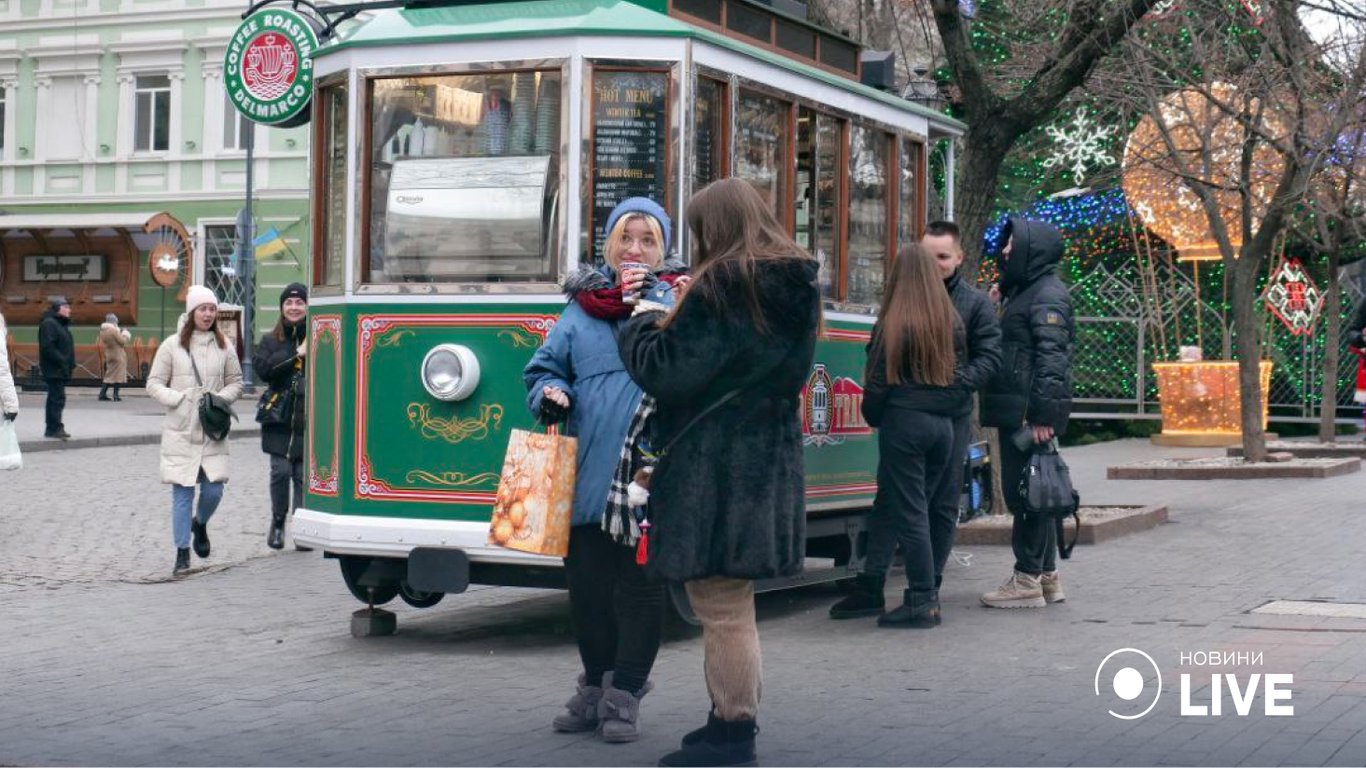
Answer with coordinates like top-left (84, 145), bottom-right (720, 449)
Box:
top-left (1018, 439), bottom-right (1081, 559)
top-left (189, 353), bottom-right (237, 442)
top-left (255, 381), bottom-right (295, 426)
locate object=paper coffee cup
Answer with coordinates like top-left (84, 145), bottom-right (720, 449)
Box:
top-left (620, 261), bottom-right (649, 304)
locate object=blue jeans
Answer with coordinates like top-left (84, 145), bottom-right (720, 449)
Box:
top-left (172, 471), bottom-right (225, 549)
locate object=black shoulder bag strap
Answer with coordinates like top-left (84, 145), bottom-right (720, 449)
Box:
top-left (188, 348), bottom-right (204, 388)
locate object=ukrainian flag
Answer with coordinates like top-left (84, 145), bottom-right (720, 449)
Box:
top-left (253, 228), bottom-right (289, 260)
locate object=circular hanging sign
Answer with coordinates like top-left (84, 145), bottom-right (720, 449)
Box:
top-left (224, 8), bottom-right (320, 127)
top-left (148, 242), bottom-right (181, 288)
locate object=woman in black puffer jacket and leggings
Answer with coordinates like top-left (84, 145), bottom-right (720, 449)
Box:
top-left (253, 283), bottom-right (310, 550)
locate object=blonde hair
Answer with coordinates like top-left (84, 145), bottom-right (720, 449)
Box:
top-left (603, 213), bottom-right (664, 270)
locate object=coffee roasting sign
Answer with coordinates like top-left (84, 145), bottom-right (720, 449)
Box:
top-left (224, 7), bottom-right (319, 126)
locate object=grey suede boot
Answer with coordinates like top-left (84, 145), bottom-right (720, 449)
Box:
top-left (598, 672), bottom-right (653, 743)
top-left (552, 674), bottom-right (603, 733)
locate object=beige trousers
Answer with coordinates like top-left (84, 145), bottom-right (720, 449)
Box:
top-left (685, 576), bottom-right (762, 720)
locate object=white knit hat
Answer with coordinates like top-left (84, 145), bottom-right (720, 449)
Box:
top-left (186, 285), bottom-right (219, 313)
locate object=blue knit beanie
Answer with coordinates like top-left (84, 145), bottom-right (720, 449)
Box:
top-left (603, 197), bottom-right (672, 255)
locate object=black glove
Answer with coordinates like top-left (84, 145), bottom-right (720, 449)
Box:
top-left (539, 394), bottom-right (570, 425)
top-left (3, 412), bottom-right (15, 422)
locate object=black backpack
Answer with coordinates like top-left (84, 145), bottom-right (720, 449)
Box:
top-left (1018, 439), bottom-right (1081, 559)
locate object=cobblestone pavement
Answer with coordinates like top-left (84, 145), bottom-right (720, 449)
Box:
top-left (3, 438), bottom-right (1366, 766)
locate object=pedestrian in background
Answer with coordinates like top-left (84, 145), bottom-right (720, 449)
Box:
top-left (0, 311), bottom-right (19, 424)
top-left (146, 286), bottom-right (244, 576)
top-left (38, 297), bottom-right (74, 439)
top-left (828, 245), bottom-right (963, 629)
top-left (98, 314), bottom-right (132, 402)
top-left (254, 283), bottom-right (311, 551)
top-left (524, 198), bottom-right (684, 743)
top-left (620, 178), bottom-right (821, 768)
top-left (980, 217), bottom-right (1075, 609)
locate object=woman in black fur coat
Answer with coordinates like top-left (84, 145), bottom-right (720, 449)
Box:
top-left (619, 178), bottom-right (821, 768)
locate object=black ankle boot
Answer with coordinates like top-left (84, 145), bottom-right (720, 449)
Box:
top-left (191, 518), bottom-right (210, 558)
top-left (267, 514), bottom-right (286, 550)
top-left (659, 717), bottom-right (757, 767)
top-left (173, 548), bottom-right (191, 575)
top-left (680, 711), bottom-right (722, 747)
top-left (112, 387), bottom-right (122, 402)
top-left (878, 588), bottom-right (941, 629)
top-left (98, 386), bottom-right (110, 401)
top-left (828, 572), bottom-right (886, 619)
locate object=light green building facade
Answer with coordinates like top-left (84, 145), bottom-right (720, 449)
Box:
top-left (0, 0), bottom-right (310, 348)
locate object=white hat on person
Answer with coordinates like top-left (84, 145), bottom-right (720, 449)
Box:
top-left (186, 285), bottom-right (219, 313)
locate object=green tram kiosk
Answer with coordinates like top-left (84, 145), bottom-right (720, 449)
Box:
top-left (261, 0), bottom-right (963, 627)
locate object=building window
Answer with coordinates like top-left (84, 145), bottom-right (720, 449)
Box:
top-left (134, 74), bottom-right (171, 152)
top-left (0, 89), bottom-right (6, 154)
top-left (223, 90), bottom-right (253, 151)
top-left (203, 224), bottom-right (246, 305)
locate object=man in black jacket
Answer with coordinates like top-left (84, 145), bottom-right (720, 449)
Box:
top-left (38, 297), bottom-right (75, 440)
top-left (924, 222), bottom-right (1001, 588)
top-left (829, 222), bottom-right (1001, 621)
top-left (980, 218), bottom-right (1075, 609)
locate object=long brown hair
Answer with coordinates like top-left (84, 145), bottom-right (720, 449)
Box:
top-left (179, 314), bottom-right (227, 351)
top-left (877, 244), bottom-right (956, 387)
top-left (664, 178), bottom-right (814, 332)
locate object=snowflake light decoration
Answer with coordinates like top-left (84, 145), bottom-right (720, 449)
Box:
top-left (1043, 107), bottom-right (1118, 184)
top-left (1262, 258), bottom-right (1323, 336)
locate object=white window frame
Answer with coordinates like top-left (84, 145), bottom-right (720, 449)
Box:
top-left (133, 73), bottom-right (172, 153)
top-left (221, 87), bottom-right (256, 153)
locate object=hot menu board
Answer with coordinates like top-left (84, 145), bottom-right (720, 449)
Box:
top-left (591, 70), bottom-right (668, 262)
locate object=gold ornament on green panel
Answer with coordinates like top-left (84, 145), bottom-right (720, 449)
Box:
top-left (406, 402), bottom-right (505, 443)
top-left (404, 470), bottom-right (501, 489)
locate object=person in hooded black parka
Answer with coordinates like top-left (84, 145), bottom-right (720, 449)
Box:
top-left (253, 283), bottom-right (311, 551)
top-left (618, 178), bottom-right (821, 768)
top-left (979, 217), bottom-right (1076, 609)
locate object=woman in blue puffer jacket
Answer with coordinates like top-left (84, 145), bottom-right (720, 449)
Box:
top-left (523, 197), bottom-right (687, 744)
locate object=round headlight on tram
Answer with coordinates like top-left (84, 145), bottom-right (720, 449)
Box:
top-left (420, 344), bottom-right (481, 402)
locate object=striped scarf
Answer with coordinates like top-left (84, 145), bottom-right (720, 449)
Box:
top-left (603, 394), bottom-right (656, 545)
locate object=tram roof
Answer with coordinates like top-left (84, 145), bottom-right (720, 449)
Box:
top-left (319, 0), bottom-right (965, 134)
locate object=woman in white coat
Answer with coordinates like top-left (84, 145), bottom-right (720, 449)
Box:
top-left (146, 286), bottom-right (244, 575)
top-left (0, 311), bottom-right (19, 424)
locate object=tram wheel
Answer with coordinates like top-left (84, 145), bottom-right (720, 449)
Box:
top-left (338, 556), bottom-right (399, 606)
top-left (397, 580), bottom-right (445, 609)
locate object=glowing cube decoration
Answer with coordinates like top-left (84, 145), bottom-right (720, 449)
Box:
top-left (1152, 361), bottom-right (1273, 435)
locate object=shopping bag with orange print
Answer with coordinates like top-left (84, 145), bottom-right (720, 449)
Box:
top-left (489, 427), bottom-right (577, 557)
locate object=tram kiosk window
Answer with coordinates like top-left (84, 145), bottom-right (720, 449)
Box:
top-left (589, 69), bottom-right (670, 264)
top-left (693, 78), bottom-right (728, 194)
top-left (314, 83), bottom-right (347, 287)
top-left (795, 109), bottom-right (843, 299)
top-left (735, 90), bottom-right (792, 219)
top-left (366, 71), bottom-right (563, 283)
top-left (847, 124), bottom-right (891, 306)
top-left (898, 136), bottom-right (922, 249)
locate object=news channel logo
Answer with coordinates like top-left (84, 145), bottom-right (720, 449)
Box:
top-left (1094, 648), bottom-right (1163, 720)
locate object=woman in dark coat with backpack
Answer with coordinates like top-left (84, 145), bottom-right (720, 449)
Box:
top-left (253, 283), bottom-right (310, 551)
top-left (618, 178), bottom-right (822, 768)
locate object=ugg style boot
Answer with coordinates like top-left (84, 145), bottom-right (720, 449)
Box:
top-left (658, 716), bottom-right (758, 767)
top-left (1041, 571), bottom-right (1066, 604)
top-left (980, 571), bottom-right (1046, 609)
top-left (828, 572), bottom-right (886, 619)
top-left (173, 548), bottom-right (191, 575)
top-left (679, 711), bottom-right (722, 747)
top-left (598, 672), bottom-right (653, 743)
top-left (191, 518), bottom-right (211, 558)
top-left (267, 509), bottom-right (287, 550)
top-left (877, 588), bottom-right (941, 629)
top-left (552, 674), bottom-right (604, 733)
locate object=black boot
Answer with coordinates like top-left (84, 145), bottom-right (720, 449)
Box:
top-left (659, 717), bottom-right (757, 767)
top-left (173, 548), bottom-right (191, 575)
top-left (680, 711), bottom-right (722, 747)
top-left (112, 387), bottom-right (122, 402)
top-left (267, 512), bottom-right (286, 550)
top-left (98, 385), bottom-right (110, 401)
top-left (877, 588), bottom-right (941, 629)
top-left (828, 572), bottom-right (886, 619)
top-left (191, 518), bottom-right (210, 558)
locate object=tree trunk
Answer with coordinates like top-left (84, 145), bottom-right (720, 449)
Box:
top-left (1232, 258), bottom-right (1268, 462)
top-left (954, 126), bottom-right (1015, 278)
top-left (1319, 245), bottom-right (1342, 443)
